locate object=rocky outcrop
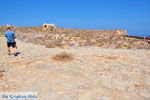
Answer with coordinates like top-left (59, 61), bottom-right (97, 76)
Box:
top-left (116, 30), bottom-right (127, 35)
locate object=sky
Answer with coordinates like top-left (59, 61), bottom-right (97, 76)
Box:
top-left (0, 0), bottom-right (150, 36)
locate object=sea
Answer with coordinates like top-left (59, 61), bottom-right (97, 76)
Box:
top-left (128, 33), bottom-right (150, 37)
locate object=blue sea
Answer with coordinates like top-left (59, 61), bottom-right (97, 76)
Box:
top-left (128, 33), bottom-right (150, 37)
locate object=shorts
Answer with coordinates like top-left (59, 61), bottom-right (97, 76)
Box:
top-left (7, 42), bottom-right (16, 48)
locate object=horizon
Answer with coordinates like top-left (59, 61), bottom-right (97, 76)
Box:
top-left (0, 0), bottom-right (150, 37)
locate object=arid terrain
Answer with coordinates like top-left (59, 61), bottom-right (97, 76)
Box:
top-left (0, 26), bottom-right (150, 49)
top-left (0, 26), bottom-right (150, 100)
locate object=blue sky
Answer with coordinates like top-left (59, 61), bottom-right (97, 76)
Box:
top-left (0, 0), bottom-right (150, 36)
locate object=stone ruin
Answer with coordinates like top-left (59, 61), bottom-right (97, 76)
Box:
top-left (0, 24), bottom-right (15, 34)
top-left (3, 24), bottom-right (15, 28)
top-left (1, 24), bottom-right (15, 30)
top-left (42, 23), bottom-right (57, 31)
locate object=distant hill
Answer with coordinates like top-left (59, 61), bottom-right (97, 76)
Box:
top-left (0, 26), bottom-right (150, 49)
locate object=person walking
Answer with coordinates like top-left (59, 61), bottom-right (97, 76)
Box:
top-left (5, 27), bottom-right (17, 56)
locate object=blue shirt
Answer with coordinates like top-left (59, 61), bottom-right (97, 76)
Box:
top-left (5, 31), bottom-right (16, 42)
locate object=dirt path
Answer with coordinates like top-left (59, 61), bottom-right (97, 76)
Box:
top-left (0, 37), bottom-right (150, 100)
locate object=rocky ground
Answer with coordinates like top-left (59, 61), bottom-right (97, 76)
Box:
top-left (0, 37), bottom-right (150, 100)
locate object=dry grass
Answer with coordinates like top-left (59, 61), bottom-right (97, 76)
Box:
top-left (91, 54), bottom-right (127, 60)
top-left (52, 52), bottom-right (74, 62)
top-left (0, 32), bottom-right (4, 37)
top-left (0, 73), bottom-right (3, 78)
top-left (45, 42), bottom-right (62, 48)
top-left (0, 70), bottom-right (5, 79)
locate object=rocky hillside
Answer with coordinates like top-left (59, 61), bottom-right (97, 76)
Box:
top-left (0, 26), bottom-right (150, 49)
